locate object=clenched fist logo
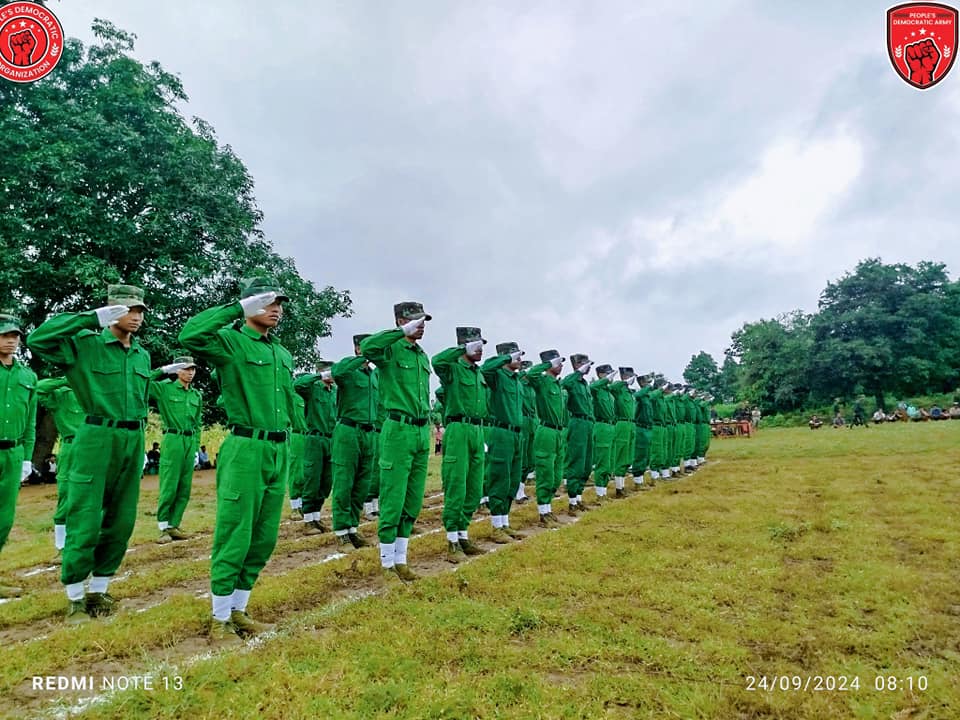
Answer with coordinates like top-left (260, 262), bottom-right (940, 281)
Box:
top-left (905, 38), bottom-right (940, 86)
top-left (9, 30), bottom-right (37, 66)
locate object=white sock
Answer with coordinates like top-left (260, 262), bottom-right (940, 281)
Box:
top-left (446, 531), bottom-right (459, 543)
top-left (231, 588), bottom-right (251, 612)
top-left (651, 471), bottom-right (660, 480)
top-left (636, 475), bottom-right (644, 485)
top-left (568, 497), bottom-right (578, 507)
top-left (561, 478), bottom-right (567, 487)
top-left (54, 524), bottom-right (66, 550)
top-left (515, 486), bottom-right (526, 500)
top-left (349, 527), bottom-right (358, 534)
top-left (363, 501), bottom-right (374, 515)
top-left (491, 515), bottom-right (504, 528)
top-left (379, 542), bottom-right (396, 568)
top-left (699, 456), bottom-right (705, 463)
top-left (335, 529), bottom-right (349, 537)
top-left (66, 582), bottom-right (85, 601)
top-left (673, 466), bottom-right (681, 473)
top-left (596, 487), bottom-right (607, 497)
top-left (158, 521), bottom-right (169, 532)
top-left (576, 494), bottom-right (583, 503)
top-left (457, 530), bottom-right (468, 540)
top-left (212, 593), bottom-right (233, 621)
top-left (395, 537), bottom-right (409, 565)
top-left (526, 471), bottom-right (535, 480)
top-left (503, 515), bottom-right (511, 528)
top-left (664, 469), bottom-right (672, 478)
top-left (538, 503), bottom-right (551, 515)
top-left (372, 498), bottom-right (379, 513)
top-left (480, 496), bottom-right (489, 504)
top-left (89, 576), bottom-right (109, 594)
top-left (615, 476), bottom-right (625, 490)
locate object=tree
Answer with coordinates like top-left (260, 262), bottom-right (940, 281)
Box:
top-left (682, 351), bottom-right (720, 396)
top-left (0, 19), bottom-right (351, 460)
top-left (716, 353), bottom-right (740, 404)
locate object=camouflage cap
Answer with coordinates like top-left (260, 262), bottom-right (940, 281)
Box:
top-left (107, 284), bottom-right (148, 310)
top-left (496, 341), bottom-right (523, 356)
top-left (240, 276), bottom-right (289, 302)
top-left (173, 354), bottom-right (197, 368)
top-left (570, 353), bottom-right (591, 368)
top-left (0, 312), bottom-right (24, 336)
top-left (520, 360), bottom-right (533, 370)
top-left (352, 333), bottom-right (371, 347)
top-left (456, 326), bottom-right (487, 345)
top-left (394, 301), bottom-right (432, 321)
top-left (595, 363), bottom-right (614, 376)
top-left (619, 366), bottom-right (636, 380)
top-left (539, 349), bottom-right (564, 363)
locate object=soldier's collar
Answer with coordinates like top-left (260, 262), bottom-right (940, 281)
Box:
top-left (240, 324), bottom-right (272, 342)
top-left (100, 328), bottom-right (142, 349)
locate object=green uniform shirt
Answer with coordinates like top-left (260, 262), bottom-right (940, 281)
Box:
top-left (178, 303), bottom-right (295, 432)
top-left (360, 328), bottom-right (431, 419)
top-left (294, 375), bottom-right (338, 433)
top-left (36, 377), bottom-right (84, 439)
top-left (480, 354), bottom-right (522, 427)
top-left (292, 392), bottom-right (308, 432)
top-left (649, 389), bottom-right (666, 425)
top-left (525, 362), bottom-right (564, 427)
top-left (664, 394), bottom-right (677, 425)
top-left (610, 381), bottom-right (636, 422)
top-left (589, 377), bottom-right (615, 423)
top-left (331, 355), bottom-right (379, 424)
top-left (431, 346), bottom-right (488, 421)
top-left (28, 311), bottom-right (151, 421)
top-left (0, 359), bottom-right (38, 458)
top-left (519, 373), bottom-right (538, 419)
top-left (635, 386), bottom-right (653, 427)
top-left (149, 374), bottom-right (203, 432)
top-left (561, 372), bottom-right (594, 420)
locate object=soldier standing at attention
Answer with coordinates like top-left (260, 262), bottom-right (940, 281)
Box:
top-left (178, 276), bottom-right (294, 641)
top-left (151, 355), bottom-right (202, 543)
top-left (294, 361), bottom-right (337, 534)
top-left (560, 353), bottom-right (595, 514)
top-left (432, 327), bottom-right (489, 563)
top-left (632, 374), bottom-right (654, 490)
top-left (525, 350), bottom-right (566, 527)
top-left (589, 364), bottom-right (617, 501)
top-left (28, 286), bottom-right (151, 622)
top-left (648, 377), bottom-right (669, 481)
top-left (288, 382), bottom-right (308, 519)
top-left (515, 359), bottom-right (537, 504)
top-left (0, 313), bottom-right (37, 598)
top-left (609, 367), bottom-right (637, 497)
top-left (359, 302), bottom-right (433, 582)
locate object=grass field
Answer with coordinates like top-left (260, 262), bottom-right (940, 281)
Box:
top-left (2, 422), bottom-right (959, 719)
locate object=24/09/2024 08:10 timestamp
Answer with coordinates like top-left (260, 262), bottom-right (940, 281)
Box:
top-left (745, 675), bottom-right (929, 692)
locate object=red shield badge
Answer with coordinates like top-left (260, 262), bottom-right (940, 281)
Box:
top-left (887, 2), bottom-right (958, 89)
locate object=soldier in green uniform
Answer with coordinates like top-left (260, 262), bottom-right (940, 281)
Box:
top-left (515, 359), bottom-right (537, 504)
top-left (150, 355), bottom-right (202, 543)
top-left (481, 342), bottom-right (525, 543)
top-left (664, 383), bottom-right (682, 476)
top-left (433, 327), bottom-right (489, 563)
top-left (294, 361), bottom-right (337, 534)
top-left (561, 353), bottom-right (595, 514)
top-left (28, 285), bottom-right (151, 621)
top-left (647, 378), bottom-right (669, 481)
top-left (359, 301), bottom-right (433, 582)
top-left (632, 374), bottom-right (654, 490)
top-left (0, 313), bottom-right (37, 598)
top-left (589, 364), bottom-right (617, 501)
top-left (681, 387), bottom-right (698, 473)
top-left (330, 334), bottom-right (379, 550)
top-left (364, 390), bottom-right (386, 520)
top-left (609, 367), bottom-right (637, 497)
top-left (288, 385), bottom-right (308, 519)
top-left (36, 375), bottom-right (85, 556)
top-left (525, 350), bottom-right (565, 527)
top-left (178, 276), bottom-right (295, 641)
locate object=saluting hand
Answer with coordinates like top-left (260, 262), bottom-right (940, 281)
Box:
top-left (161, 362), bottom-right (190, 374)
top-left (95, 305), bottom-right (129, 327)
top-left (464, 340), bottom-right (483, 355)
top-left (240, 291), bottom-right (277, 317)
top-left (401, 317), bottom-right (425, 337)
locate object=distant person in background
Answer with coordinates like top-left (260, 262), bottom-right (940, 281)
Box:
top-left (197, 445), bottom-right (212, 470)
top-left (929, 405), bottom-right (946, 420)
top-left (949, 402), bottom-right (960, 419)
top-left (145, 443), bottom-right (161, 474)
top-left (850, 399), bottom-right (868, 428)
top-left (832, 413), bottom-right (845, 428)
top-left (808, 415), bottom-right (823, 430)
top-left (750, 407), bottom-right (761, 429)
top-left (39, 454), bottom-right (58, 484)
top-left (434, 424), bottom-right (444, 455)
top-left (872, 409), bottom-right (886, 424)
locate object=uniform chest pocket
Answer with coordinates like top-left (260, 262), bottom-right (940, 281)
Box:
top-left (91, 366), bottom-right (123, 397)
top-left (244, 358), bottom-right (275, 387)
top-left (12, 379), bottom-right (35, 404)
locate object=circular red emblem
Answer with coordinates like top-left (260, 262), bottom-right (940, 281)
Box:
top-left (0, 2), bottom-right (64, 83)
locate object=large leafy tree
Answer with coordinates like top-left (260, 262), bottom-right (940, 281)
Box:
top-left (716, 353), bottom-right (740, 404)
top-left (682, 351), bottom-right (720, 396)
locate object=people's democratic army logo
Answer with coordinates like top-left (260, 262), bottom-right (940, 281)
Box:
top-left (0, 2), bottom-right (64, 84)
top-left (888, 2), bottom-right (958, 88)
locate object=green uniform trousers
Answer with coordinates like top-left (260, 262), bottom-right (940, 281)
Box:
top-left (53, 438), bottom-right (74, 526)
top-left (591, 422), bottom-right (615, 489)
top-left (331, 423), bottom-right (376, 531)
top-left (0, 446), bottom-right (23, 551)
top-left (210, 434), bottom-right (288, 596)
top-left (288, 432), bottom-right (306, 501)
top-left (481, 425), bottom-right (494, 497)
top-left (563, 417), bottom-right (593, 497)
top-left (649, 425), bottom-right (668, 472)
top-left (702, 424), bottom-right (711, 458)
top-left (666, 425), bottom-right (678, 467)
top-left (377, 419), bottom-right (430, 543)
top-left (485, 425), bottom-right (521, 517)
top-left (682, 422), bottom-right (696, 463)
top-left (157, 433), bottom-right (196, 529)
top-left (533, 425), bottom-right (563, 506)
top-left (633, 426), bottom-right (652, 475)
top-left (611, 420), bottom-right (635, 476)
top-left (521, 417), bottom-right (538, 478)
top-left (61, 423), bottom-right (144, 585)
top-left (366, 430), bottom-right (381, 502)
top-left (441, 422), bottom-right (485, 532)
top-left (302, 434), bottom-right (333, 515)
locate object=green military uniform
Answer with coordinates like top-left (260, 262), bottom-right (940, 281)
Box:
top-left (609, 368), bottom-right (637, 493)
top-left (288, 390), bottom-right (307, 516)
top-left (433, 327), bottom-right (488, 558)
top-left (525, 350), bottom-right (565, 524)
top-left (632, 380), bottom-right (653, 487)
top-left (589, 365), bottom-right (616, 498)
top-left (481, 342), bottom-right (525, 539)
top-left (36, 376), bottom-right (84, 550)
top-left (28, 286), bottom-right (151, 613)
top-left (560, 354), bottom-right (594, 510)
top-left (294, 365), bottom-right (337, 528)
top-left (648, 383), bottom-right (668, 479)
top-left (364, 392), bottom-right (385, 517)
top-left (360, 301), bottom-right (432, 578)
top-left (693, 396), bottom-right (710, 466)
top-left (150, 356), bottom-right (203, 537)
top-left (330, 335), bottom-right (379, 547)
top-left (664, 386), bottom-right (680, 475)
top-left (178, 277), bottom-right (295, 630)
top-left (680, 390), bottom-right (697, 471)
top-left (517, 360), bottom-right (538, 500)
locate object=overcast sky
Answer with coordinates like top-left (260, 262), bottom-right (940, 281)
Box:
top-left (53, 0), bottom-right (960, 379)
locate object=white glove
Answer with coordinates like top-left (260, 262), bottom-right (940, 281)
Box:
top-left (240, 291), bottom-right (277, 317)
top-left (578, 361), bottom-right (593, 375)
top-left (510, 351), bottom-right (522, 362)
top-left (95, 305), bottom-right (129, 327)
top-left (550, 356), bottom-right (563, 369)
top-left (464, 340), bottom-right (483, 355)
top-left (401, 317), bottom-right (425, 336)
top-left (161, 362), bottom-right (190, 374)
top-left (626, 375), bottom-right (636, 386)
top-left (21, 461), bottom-right (32, 482)
top-left (320, 370), bottom-right (333, 381)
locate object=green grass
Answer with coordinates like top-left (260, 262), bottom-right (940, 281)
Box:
top-left (5, 423), bottom-right (960, 719)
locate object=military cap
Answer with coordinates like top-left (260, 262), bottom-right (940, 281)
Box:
top-left (520, 360), bottom-right (533, 370)
top-left (456, 326), bottom-right (487, 345)
top-left (636, 373), bottom-right (651, 384)
top-left (539, 349), bottom-right (564, 363)
top-left (173, 354), bottom-right (197, 369)
top-left (619, 366), bottom-right (636, 380)
top-left (570, 353), bottom-right (591, 368)
top-left (0, 312), bottom-right (24, 337)
top-left (353, 333), bottom-right (371, 347)
top-left (496, 341), bottom-right (524, 356)
top-left (595, 363), bottom-right (614, 376)
top-left (394, 301), bottom-right (432, 321)
top-left (316, 358), bottom-right (334, 373)
top-left (108, 283), bottom-right (148, 310)
top-left (240, 276), bottom-right (289, 302)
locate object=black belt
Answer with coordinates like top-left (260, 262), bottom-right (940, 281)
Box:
top-left (306, 429), bottom-right (332, 438)
top-left (387, 412), bottom-right (428, 427)
top-left (446, 415), bottom-right (485, 426)
top-left (490, 419), bottom-right (521, 433)
top-left (85, 416), bottom-right (144, 431)
top-left (541, 421), bottom-right (564, 431)
top-left (230, 425), bottom-right (288, 442)
top-left (571, 413), bottom-right (592, 421)
top-left (0, 440), bottom-right (19, 450)
top-left (62, 435), bottom-right (75, 444)
top-left (163, 429), bottom-right (195, 436)
top-left (339, 417), bottom-right (376, 432)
